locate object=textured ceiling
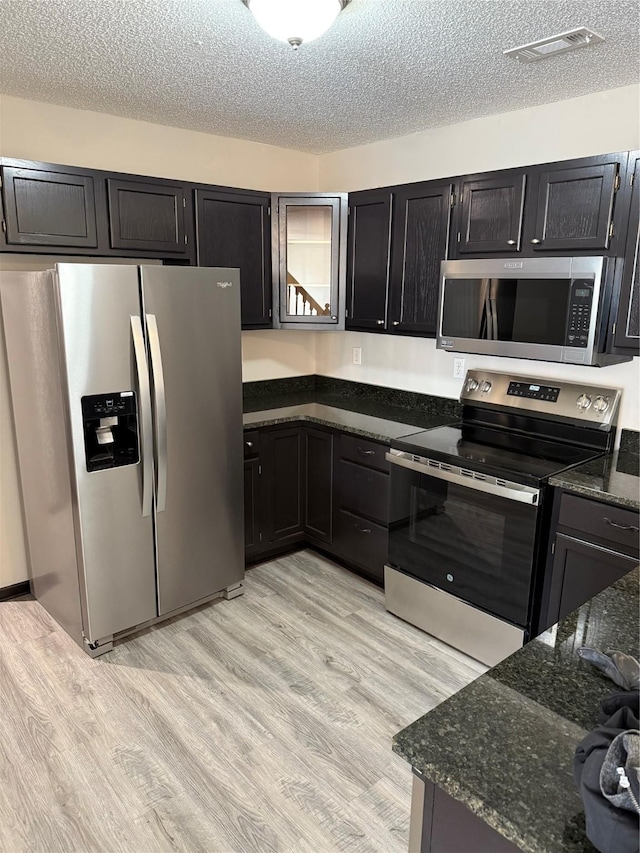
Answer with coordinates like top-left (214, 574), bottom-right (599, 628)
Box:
top-left (0, 0), bottom-right (638, 154)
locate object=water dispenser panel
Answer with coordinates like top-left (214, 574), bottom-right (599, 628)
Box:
top-left (82, 392), bottom-right (139, 472)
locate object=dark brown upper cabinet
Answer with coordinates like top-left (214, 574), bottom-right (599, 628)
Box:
top-left (388, 180), bottom-right (454, 336)
top-left (346, 188), bottom-right (393, 331)
top-left (614, 151), bottom-right (639, 352)
top-left (526, 157), bottom-right (620, 252)
top-left (196, 189), bottom-right (272, 329)
top-left (107, 178), bottom-right (188, 254)
top-left (455, 172), bottom-right (526, 254)
top-left (1, 165), bottom-right (98, 248)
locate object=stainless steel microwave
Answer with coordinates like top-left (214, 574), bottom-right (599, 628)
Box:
top-left (436, 257), bottom-right (629, 366)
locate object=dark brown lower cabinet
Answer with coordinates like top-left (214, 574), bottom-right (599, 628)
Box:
top-left (244, 458), bottom-right (262, 558)
top-left (262, 427), bottom-right (305, 546)
top-left (243, 424), bottom-right (389, 583)
top-left (412, 773), bottom-right (520, 853)
top-left (304, 428), bottom-right (334, 543)
top-left (540, 490), bottom-right (639, 630)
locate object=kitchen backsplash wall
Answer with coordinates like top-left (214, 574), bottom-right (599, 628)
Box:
top-left (242, 330), bottom-right (317, 381)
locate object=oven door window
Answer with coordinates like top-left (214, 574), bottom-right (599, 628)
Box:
top-left (441, 277), bottom-right (570, 345)
top-left (388, 467), bottom-right (538, 626)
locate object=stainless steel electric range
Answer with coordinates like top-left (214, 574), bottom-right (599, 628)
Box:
top-left (385, 369), bottom-right (621, 666)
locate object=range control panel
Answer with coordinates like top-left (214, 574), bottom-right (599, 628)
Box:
top-left (460, 369), bottom-right (621, 428)
top-left (507, 382), bottom-right (560, 403)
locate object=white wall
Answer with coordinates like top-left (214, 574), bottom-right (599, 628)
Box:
top-left (0, 94), bottom-right (319, 191)
top-left (319, 85), bottom-right (640, 190)
top-left (316, 84), bottom-right (640, 433)
top-left (242, 331), bottom-right (316, 381)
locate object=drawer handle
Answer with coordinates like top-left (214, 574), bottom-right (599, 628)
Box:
top-left (357, 448), bottom-right (375, 456)
top-left (354, 524), bottom-right (372, 534)
top-left (604, 517), bottom-right (639, 533)
top-left (245, 441), bottom-right (254, 448)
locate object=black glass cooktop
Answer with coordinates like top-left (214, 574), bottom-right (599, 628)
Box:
top-left (393, 424), bottom-right (602, 486)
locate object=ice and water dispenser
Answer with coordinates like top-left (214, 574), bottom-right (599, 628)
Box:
top-left (81, 392), bottom-right (139, 472)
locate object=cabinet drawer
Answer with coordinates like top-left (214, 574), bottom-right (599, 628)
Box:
top-left (340, 434), bottom-right (389, 472)
top-left (335, 509), bottom-right (388, 584)
top-left (338, 460), bottom-right (389, 524)
top-left (558, 494), bottom-right (639, 556)
top-left (243, 430), bottom-right (260, 459)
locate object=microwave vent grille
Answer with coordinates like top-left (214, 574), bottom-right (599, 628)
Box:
top-left (504, 28), bottom-right (604, 62)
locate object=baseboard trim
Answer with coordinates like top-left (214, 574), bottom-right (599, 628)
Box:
top-left (0, 581), bottom-right (30, 601)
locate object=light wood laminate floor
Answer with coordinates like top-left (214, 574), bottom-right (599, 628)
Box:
top-left (0, 551), bottom-right (485, 853)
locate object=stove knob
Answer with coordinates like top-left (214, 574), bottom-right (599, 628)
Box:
top-left (593, 395), bottom-right (609, 413)
top-left (480, 380), bottom-right (492, 393)
top-left (466, 378), bottom-right (479, 392)
top-left (576, 393), bottom-right (592, 411)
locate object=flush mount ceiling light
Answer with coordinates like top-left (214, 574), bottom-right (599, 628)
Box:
top-left (242, 0), bottom-right (350, 49)
top-left (504, 27), bottom-right (605, 62)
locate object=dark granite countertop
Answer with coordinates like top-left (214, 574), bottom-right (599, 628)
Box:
top-left (549, 449), bottom-right (640, 511)
top-left (242, 378), bottom-right (460, 442)
top-left (393, 567), bottom-right (639, 853)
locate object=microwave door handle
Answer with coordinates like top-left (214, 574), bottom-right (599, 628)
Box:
top-left (130, 315), bottom-right (154, 517)
top-left (146, 314), bottom-right (168, 513)
top-left (489, 279), bottom-right (499, 340)
top-left (385, 452), bottom-right (540, 506)
top-left (479, 278), bottom-right (490, 340)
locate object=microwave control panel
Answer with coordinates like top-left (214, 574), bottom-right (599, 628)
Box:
top-left (566, 280), bottom-right (593, 348)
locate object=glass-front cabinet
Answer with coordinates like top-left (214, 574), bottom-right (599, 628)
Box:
top-left (271, 193), bottom-right (347, 329)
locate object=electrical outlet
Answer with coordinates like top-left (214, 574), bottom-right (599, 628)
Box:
top-left (453, 357), bottom-right (466, 379)
top-left (352, 347), bottom-right (362, 365)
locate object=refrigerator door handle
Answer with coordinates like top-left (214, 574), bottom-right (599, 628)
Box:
top-left (146, 314), bottom-right (168, 513)
top-left (130, 315), bottom-right (154, 517)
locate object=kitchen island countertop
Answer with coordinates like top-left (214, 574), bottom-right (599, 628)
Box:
top-left (393, 566), bottom-right (639, 853)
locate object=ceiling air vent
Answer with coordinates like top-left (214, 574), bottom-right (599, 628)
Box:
top-left (504, 28), bottom-right (605, 62)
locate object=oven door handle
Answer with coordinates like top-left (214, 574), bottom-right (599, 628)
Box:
top-left (385, 451), bottom-right (540, 505)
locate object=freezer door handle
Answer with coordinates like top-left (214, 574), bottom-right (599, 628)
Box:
top-left (146, 314), bottom-right (168, 513)
top-left (130, 315), bottom-right (154, 517)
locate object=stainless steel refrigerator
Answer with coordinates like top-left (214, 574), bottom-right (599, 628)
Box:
top-left (1, 264), bottom-right (244, 656)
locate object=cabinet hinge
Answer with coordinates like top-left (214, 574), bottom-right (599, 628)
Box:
top-left (1, 219), bottom-right (5, 234)
top-left (258, 464), bottom-right (262, 475)
top-left (267, 206), bottom-right (271, 216)
top-left (614, 173), bottom-right (621, 192)
top-left (551, 541), bottom-right (555, 555)
top-left (612, 322), bottom-right (617, 336)
top-left (457, 232), bottom-right (461, 242)
top-left (182, 198), bottom-right (186, 208)
top-left (609, 221), bottom-right (614, 239)
top-left (631, 172), bottom-right (636, 187)
top-left (184, 234), bottom-right (188, 244)
top-left (345, 308), bottom-right (349, 318)
top-left (450, 193), bottom-right (456, 208)
top-left (259, 532), bottom-right (263, 543)
top-left (268, 308), bottom-right (272, 318)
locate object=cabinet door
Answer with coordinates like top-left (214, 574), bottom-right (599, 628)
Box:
top-left (615, 153), bottom-right (639, 351)
top-left (455, 172), bottom-right (526, 254)
top-left (528, 159), bottom-right (619, 252)
top-left (389, 181), bottom-right (453, 336)
top-left (346, 188), bottom-right (392, 331)
top-left (196, 190), bottom-right (271, 328)
top-left (107, 178), bottom-right (187, 254)
top-left (1, 166), bottom-right (98, 247)
top-left (304, 427), bottom-right (333, 543)
top-left (552, 533), bottom-right (637, 623)
top-left (244, 458), bottom-right (263, 558)
top-left (274, 194), bottom-right (346, 328)
top-left (262, 427), bottom-right (304, 544)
